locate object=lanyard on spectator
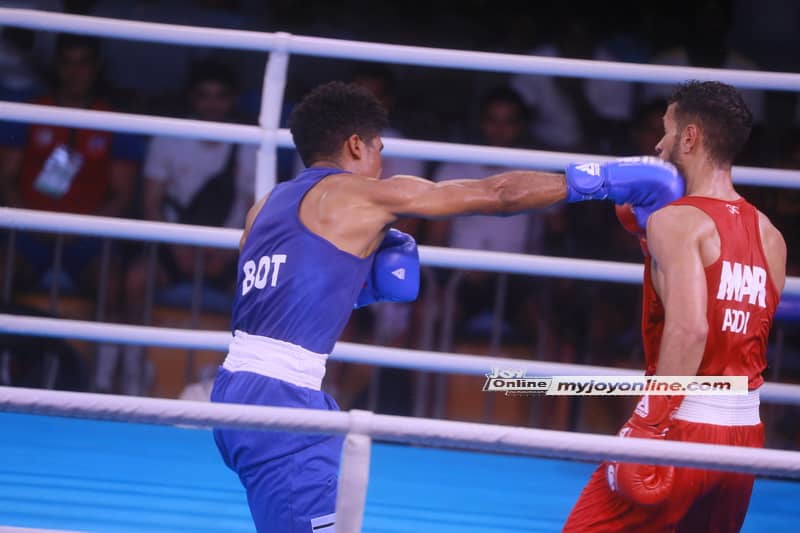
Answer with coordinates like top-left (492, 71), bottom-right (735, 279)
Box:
top-left (33, 127), bottom-right (84, 199)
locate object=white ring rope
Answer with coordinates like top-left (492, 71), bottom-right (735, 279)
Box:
top-left (0, 101), bottom-right (262, 144)
top-left (4, 9), bottom-right (800, 90)
top-left (1, 207), bottom-right (240, 248)
top-left (4, 208), bottom-right (800, 294)
top-left (2, 102), bottom-right (799, 189)
top-left (4, 314), bottom-right (800, 406)
top-left (1, 386), bottom-right (799, 478)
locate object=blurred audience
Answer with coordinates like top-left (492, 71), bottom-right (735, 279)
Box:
top-left (352, 64), bottom-right (426, 182)
top-left (0, 33), bottom-right (141, 396)
top-left (773, 129), bottom-right (800, 276)
top-left (103, 59), bottom-right (255, 395)
top-left (431, 87), bottom-right (542, 253)
top-left (510, 16), bottom-right (635, 154)
top-left (0, 28), bottom-right (44, 103)
top-left (429, 87), bottom-right (553, 342)
top-left (641, 0), bottom-right (765, 125)
top-left (88, 0), bottom-right (263, 113)
top-left (623, 100), bottom-right (667, 157)
top-left (0, 33), bottom-right (139, 293)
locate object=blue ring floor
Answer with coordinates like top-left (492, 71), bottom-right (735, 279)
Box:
top-left (0, 412), bottom-right (797, 532)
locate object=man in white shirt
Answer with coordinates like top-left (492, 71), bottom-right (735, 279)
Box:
top-left (431, 87), bottom-right (553, 337)
top-left (135, 59), bottom-right (255, 297)
top-left (432, 87), bottom-right (546, 255)
top-left (99, 60), bottom-right (255, 395)
top-left (510, 19), bottom-right (634, 153)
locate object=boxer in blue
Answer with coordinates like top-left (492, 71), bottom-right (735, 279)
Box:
top-left (211, 81), bottom-right (684, 532)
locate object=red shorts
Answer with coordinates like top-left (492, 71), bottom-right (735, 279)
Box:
top-left (563, 419), bottom-right (764, 533)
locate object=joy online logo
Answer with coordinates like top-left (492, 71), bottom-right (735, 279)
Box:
top-left (482, 369), bottom-right (551, 395)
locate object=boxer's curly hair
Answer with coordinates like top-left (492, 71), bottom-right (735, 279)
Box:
top-left (668, 81), bottom-right (752, 166)
top-left (289, 81), bottom-right (388, 167)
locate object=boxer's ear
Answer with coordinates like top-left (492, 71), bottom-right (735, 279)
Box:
top-left (681, 124), bottom-right (700, 155)
top-left (345, 134), bottom-right (365, 160)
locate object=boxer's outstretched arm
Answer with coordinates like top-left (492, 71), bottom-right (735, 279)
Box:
top-left (647, 206), bottom-right (709, 376)
top-left (367, 170), bottom-right (567, 222)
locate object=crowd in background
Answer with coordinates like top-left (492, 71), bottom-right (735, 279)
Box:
top-left (0, 0), bottom-right (798, 443)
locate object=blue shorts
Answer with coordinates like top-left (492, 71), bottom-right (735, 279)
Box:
top-left (211, 367), bottom-right (341, 533)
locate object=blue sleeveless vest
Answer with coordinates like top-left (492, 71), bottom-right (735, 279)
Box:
top-left (230, 167), bottom-right (374, 354)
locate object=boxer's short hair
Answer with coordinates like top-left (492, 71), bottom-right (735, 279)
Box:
top-left (668, 81), bottom-right (752, 166)
top-left (289, 81), bottom-right (388, 167)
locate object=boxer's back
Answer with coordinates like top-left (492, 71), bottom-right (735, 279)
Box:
top-left (230, 167), bottom-right (373, 355)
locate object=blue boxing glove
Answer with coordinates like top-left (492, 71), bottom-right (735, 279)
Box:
top-left (565, 156), bottom-right (685, 228)
top-left (355, 229), bottom-right (420, 308)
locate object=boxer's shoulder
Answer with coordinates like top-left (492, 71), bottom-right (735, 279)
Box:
top-left (755, 209), bottom-right (786, 252)
top-left (646, 204), bottom-right (715, 242)
top-left (755, 209), bottom-right (787, 291)
top-left (646, 205), bottom-right (718, 269)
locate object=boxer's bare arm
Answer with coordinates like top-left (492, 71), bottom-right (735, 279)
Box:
top-left (298, 169), bottom-right (568, 258)
top-left (647, 206), bottom-right (710, 376)
top-left (365, 170), bottom-right (567, 225)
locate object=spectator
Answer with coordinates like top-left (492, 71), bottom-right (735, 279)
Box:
top-left (89, 0), bottom-right (262, 112)
top-left (0, 28), bottom-right (44, 103)
top-left (431, 87), bottom-right (544, 255)
top-left (351, 63), bottom-right (426, 182)
top-left (0, 33), bottom-right (140, 394)
top-left (0, 33), bottom-right (139, 293)
top-left (641, 0), bottom-right (765, 123)
top-left (113, 59), bottom-right (256, 395)
top-left (430, 87), bottom-right (551, 340)
top-left (624, 100), bottom-right (667, 157)
top-left (510, 17), bottom-right (635, 153)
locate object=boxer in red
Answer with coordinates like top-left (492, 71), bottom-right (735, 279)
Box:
top-left (563, 81), bottom-right (787, 532)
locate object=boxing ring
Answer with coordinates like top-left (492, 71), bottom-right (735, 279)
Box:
top-left (2, 8), bottom-right (800, 532)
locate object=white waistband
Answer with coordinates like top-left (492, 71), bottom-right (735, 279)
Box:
top-left (222, 330), bottom-right (328, 390)
top-left (673, 388), bottom-right (761, 426)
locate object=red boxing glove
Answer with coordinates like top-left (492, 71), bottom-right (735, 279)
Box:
top-left (615, 203), bottom-right (644, 236)
top-left (615, 203), bottom-right (648, 256)
top-left (606, 395), bottom-right (683, 506)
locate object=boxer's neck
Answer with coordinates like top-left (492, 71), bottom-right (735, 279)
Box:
top-left (685, 159), bottom-right (739, 200)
